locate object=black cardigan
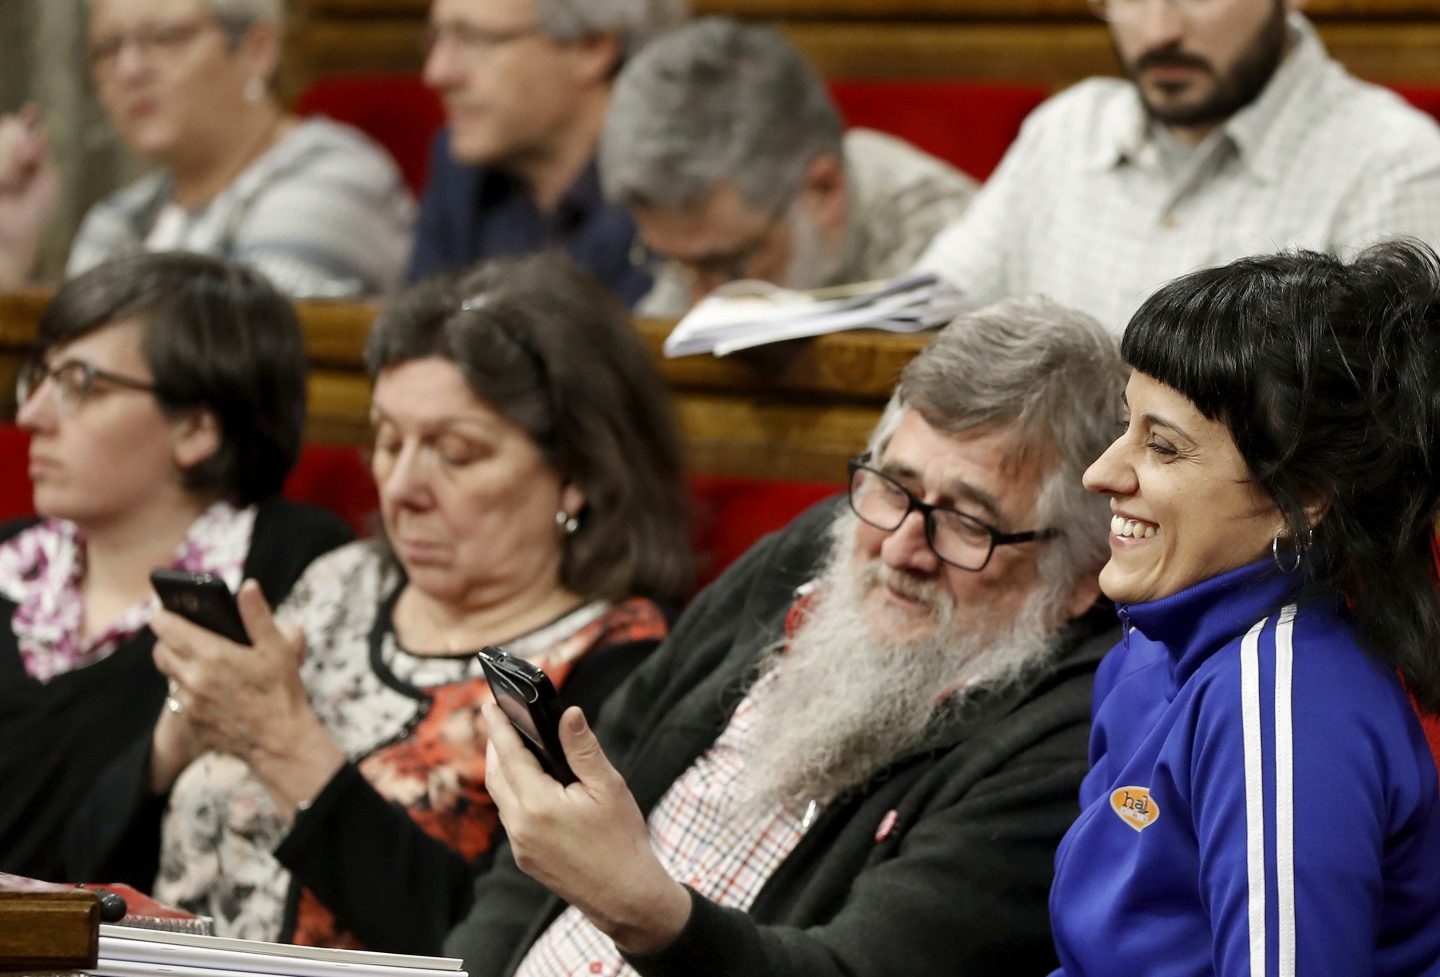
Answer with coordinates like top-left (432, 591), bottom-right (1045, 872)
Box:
top-left (0, 499), bottom-right (352, 886)
top-left (443, 499), bottom-right (1118, 977)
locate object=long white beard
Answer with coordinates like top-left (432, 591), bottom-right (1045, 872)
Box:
top-left (740, 511), bottom-right (1062, 813)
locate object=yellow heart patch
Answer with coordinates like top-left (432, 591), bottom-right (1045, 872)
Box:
top-left (1110, 785), bottom-right (1160, 832)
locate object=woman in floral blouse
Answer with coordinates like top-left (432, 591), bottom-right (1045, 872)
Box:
top-left (148, 254), bottom-right (693, 950)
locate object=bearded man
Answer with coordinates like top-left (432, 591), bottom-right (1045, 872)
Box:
top-left (438, 295), bottom-right (1127, 977)
top-left (917, 0), bottom-right (1440, 333)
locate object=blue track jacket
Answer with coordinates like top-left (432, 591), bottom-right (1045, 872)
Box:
top-left (1049, 560), bottom-right (1440, 977)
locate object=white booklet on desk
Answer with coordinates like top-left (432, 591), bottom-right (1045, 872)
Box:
top-left (90, 924), bottom-right (464, 977)
top-left (662, 273), bottom-right (965, 358)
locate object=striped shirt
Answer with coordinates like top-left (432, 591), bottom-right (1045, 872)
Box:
top-left (66, 118), bottom-right (414, 298)
top-left (1048, 559), bottom-right (1440, 976)
top-left (917, 15), bottom-right (1440, 334)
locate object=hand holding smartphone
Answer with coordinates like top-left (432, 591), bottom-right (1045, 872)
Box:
top-left (149, 569), bottom-right (250, 645)
top-left (478, 645), bottom-right (577, 785)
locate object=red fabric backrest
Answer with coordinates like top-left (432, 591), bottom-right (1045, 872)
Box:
top-left (295, 73), bottom-right (447, 197)
top-left (687, 474), bottom-right (839, 592)
top-left (292, 74), bottom-right (1052, 193)
top-left (1387, 83), bottom-right (1440, 124)
top-left (827, 80), bottom-right (1050, 181)
top-left (0, 425), bottom-right (34, 525)
top-left (281, 442), bottom-right (378, 537)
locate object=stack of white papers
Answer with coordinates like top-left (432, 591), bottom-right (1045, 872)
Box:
top-left (88, 924), bottom-right (466, 977)
top-left (662, 273), bottom-right (965, 358)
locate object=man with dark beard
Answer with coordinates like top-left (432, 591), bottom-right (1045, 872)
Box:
top-left (439, 296), bottom-right (1127, 977)
top-left (916, 0), bottom-right (1440, 333)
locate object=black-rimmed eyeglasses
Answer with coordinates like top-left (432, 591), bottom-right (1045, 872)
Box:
top-left (17, 359), bottom-right (156, 417)
top-left (847, 455), bottom-right (1062, 571)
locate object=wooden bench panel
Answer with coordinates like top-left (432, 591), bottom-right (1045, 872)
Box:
top-left (286, 0), bottom-right (1440, 96)
top-left (0, 292), bottom-right (924, 486)
top-left (296, 0), bottom-right (1440, 18)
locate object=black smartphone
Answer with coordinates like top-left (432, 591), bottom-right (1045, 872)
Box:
top-left (149, 569), bottom-right (250, 646)
top-left (477, 645), bottom-right (577, 785)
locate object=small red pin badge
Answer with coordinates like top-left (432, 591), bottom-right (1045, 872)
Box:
top-left (875, 808), bottom-right (899, 843)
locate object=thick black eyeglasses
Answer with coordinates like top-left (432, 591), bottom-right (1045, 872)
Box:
top-left (847, 455), bottom-right (1062, 571)
top-left (17, 359), bottom-right (156, 416)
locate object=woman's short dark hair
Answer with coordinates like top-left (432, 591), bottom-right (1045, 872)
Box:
top-left (366, 253), bottom-right (693, 605)
top-left (1122, 240), bottom-right (1440, 710)
top-left (35, 251), bottom-right (306, 505)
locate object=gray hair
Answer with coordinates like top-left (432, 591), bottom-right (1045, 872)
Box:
top-left (88, 0), bottom-right (284, 41)
top-left (868, 296), bottom-right (1127, 596)
top-left (538, 0), bottom-right (688, 68)
top-left (201, 0), bottom-right (283, 39)
top-left (600, 17), bottom-right (843, 212)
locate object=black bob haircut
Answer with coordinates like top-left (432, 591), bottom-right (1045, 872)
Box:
top-left (1121, 240), bottom-right (1440, 711)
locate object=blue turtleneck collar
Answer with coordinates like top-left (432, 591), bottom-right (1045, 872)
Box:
top-left (1116, 560), bottom-right (1305, 687)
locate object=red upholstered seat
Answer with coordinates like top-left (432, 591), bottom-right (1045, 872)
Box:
top-left (295, 73), bottom-right (446, 197)
top-left (1389, 83), bottom-right (1440, 124)
top-left (827, 80), bottom-right (1049, 181)
top-left (280, 442), bottom-right (378, 537)
top-left (293, 74), bottom-right (1049, 195)
top-left (687, 474), bottom-right (839, 591)
top-left (0, 425), bottom-right (34, 525)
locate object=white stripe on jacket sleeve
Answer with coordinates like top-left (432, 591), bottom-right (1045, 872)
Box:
top-left (1274, 606), bottom-right (1297, 976)
top-left (1240, 616), bottom-right (1269, 977)
top-left (1238, 608), bottom-right (1299, 977)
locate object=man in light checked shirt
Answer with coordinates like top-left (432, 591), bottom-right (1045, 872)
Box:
top-left (916, 0), bottom-right (1440, 333)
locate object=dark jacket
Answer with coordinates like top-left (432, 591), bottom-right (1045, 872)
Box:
top-left (445, 500), bottom-right (1117, 977)
top-left (0, 499), bottom-right (352, 885)
top-left (406, 129), bottom-right (651, 307)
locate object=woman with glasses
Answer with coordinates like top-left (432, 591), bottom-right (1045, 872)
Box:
top-left (146, 253), bottom-right (692, 949)
top-left (1048, 241), bottom-right (1440, 975)
top-left (14, 0), bottom-right (413, 298)
top-left (0, 251), bottom-right (352, 884)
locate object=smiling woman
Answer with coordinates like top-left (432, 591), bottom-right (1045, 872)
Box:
top-left (1049, 241), bottom-right (1440, 977)
top-left (146, 253), bottom-right (691, 950)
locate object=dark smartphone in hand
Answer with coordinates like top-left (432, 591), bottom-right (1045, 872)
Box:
top-left (149, 569), bottom-right (250, 646)
top-left (477, 645), bottom-right (577, 785)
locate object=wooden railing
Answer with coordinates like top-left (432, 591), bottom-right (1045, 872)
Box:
top-left (0, 292), bottom-right (927, 485)
top-left (283, 0), bottom-right (1440, 99)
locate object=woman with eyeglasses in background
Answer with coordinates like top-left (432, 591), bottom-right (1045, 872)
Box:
top-left (0, 251), bottom-right (352, 885)
top-left (2, 0), bottom-right (413, 297)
